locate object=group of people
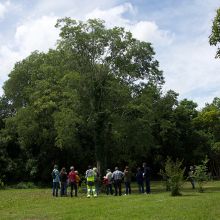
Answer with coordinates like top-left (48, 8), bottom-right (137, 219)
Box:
top-left (103, 163), bottom-right (151, 196)
top-left (51, 162), bottom-right (151, 198)
top-left (52, 165), bottom-right (80, 197)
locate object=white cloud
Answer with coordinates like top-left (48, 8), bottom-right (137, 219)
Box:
top-left (85, 3), bottom-right (134, 27)
top-left (86, 3), bottom-right (174, 46)
top-left (0, 15), bottom-right (59, 95)
top-left (130, 21), bottom-right (174, 46)
top-left (14, 15), bottom-right (59, 55)
top-left (0, 45), bottom-right (21, 86)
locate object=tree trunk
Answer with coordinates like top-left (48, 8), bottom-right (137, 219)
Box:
top-left (97, 160), bottom-right (101, 175)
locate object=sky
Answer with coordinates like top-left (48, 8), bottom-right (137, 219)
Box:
top-left (0, 0), bottom-right (220, 108)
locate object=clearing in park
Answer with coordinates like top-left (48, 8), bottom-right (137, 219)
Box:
top-left (0, 181), bottom-right (220, 220)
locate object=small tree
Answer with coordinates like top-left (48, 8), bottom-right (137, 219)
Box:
top-left (160, 157), bottom-right (185, 196)
top-left (194, 157), bottom-right (209, 192)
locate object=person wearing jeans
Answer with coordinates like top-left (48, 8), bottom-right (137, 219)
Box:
top-left (136, 167), bottom-right (144, 193)
top-left (124, 166), bottom-right (131, 195)
top-left (143, 162), bottom-right (151, 194)
top-left (60, 167), bottom-right (68, 196)
top-left (106, 169), bottom-right (113, 195)
top-left (52, 165), bottom-right (60, 197)
top-left (112, 167), bottom-right (124, 196)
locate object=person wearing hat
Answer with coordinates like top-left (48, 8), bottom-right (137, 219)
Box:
top-left (106, 169), bottom-right (113, 195)
top-left (51, 164), bottom-right (60, 197)
top-left (112, 167), bottom-right (124, 196)
top-left (68, 166), bottom-right (77, 197)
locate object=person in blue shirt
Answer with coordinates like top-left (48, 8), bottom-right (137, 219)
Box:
top-left (52, 164), bottom-right (60, 197)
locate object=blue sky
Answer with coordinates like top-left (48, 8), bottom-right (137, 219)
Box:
top-left (0, 0), bottom-right (220, 108)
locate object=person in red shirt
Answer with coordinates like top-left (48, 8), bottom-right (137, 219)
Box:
top-left (68, 166), bottom-right (77, 197)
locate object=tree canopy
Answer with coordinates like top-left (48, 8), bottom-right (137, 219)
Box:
top-left (0, 18), bottom-right (220, 183)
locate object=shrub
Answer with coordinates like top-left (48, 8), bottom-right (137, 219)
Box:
top-left (160, 157), bottom-right (185, 196)
top-left (0, 178), bottom-right (5, 189)
top-left (13, 182), bottom-right (37, 189)
top-left (194, 157), bottom-right (209, 192)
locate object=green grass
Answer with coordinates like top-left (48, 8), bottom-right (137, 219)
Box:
top-left (0, 181), bottom-right (220, 220)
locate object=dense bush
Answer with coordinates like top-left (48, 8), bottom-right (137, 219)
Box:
top-left (12, 182), bottom-right (37, 189)
top-left (194, 157), bottom-right (209, 192)
top-left (160, 157), bottom-right (185, 196)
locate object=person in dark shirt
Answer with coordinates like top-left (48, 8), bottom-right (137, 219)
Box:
top-left (136, 167), bottom-right (144, 193)
top-left (124, 166), bottom-right (131, 195)
top-left (143, 162), bottom-right (151, 194)
top-left (188, 165), bottom-right (195, 189)
top-left (60, 167), bottom-right (68, 196)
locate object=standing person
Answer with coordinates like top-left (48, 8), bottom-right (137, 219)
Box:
top-left (68, 166), bottom-right (77, 197)
top-left (60, 167), bottom-right (68, 196)
top-left (85, 165), bottom-right (97, 198)
top-left (188, 165), bottom-right (195, 189)
top-left (93, 167), bottom-right (100, 195)
top-left (106, 169), bottom-right (113, 195)
top-left (136, 167), bottom-right (144, 193)
top-left (112, 167), bottom-right (124, 196)
top-left (124, 166), bottom-right (131, 195)
top-left (51, 164), bottom-right (60, 197)
top-left (75, 170), bottom-right (81, 192)
top-left (143, 162), bottom-right (151, 194)
top-left (103, 175), bottom-right (109, 194)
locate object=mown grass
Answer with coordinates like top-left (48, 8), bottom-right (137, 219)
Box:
top-left (0, 181), bottom-right (220, 220)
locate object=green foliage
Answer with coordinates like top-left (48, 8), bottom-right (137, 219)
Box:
top-left (1, 17), bottom-right (220, 183)
top-left (0, 178), bottom-right (5, 189)
top-left (194, 157), bottom-right (209, 192)
top-left (160, 157), bottom-right (185, 196)
top-left (12, 182), bottom-right (37, 189)
top-left (209, 8), bottom-right (220, 58)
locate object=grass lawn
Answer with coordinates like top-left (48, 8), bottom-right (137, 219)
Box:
top-left (0, 181), bottom-right (220, 220)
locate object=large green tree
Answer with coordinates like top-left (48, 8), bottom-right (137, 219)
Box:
top-left (2, 18), bottom-right (164, 180)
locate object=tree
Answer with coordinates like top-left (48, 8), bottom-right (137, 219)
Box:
top-left (55, 18), bottom-right (164, 171)
top-left (193, 98), bottom-right (220, 177)
top-left (209, 8), bottom-right (220, 58)
top-left (2, 18), bottom-right (164, 180)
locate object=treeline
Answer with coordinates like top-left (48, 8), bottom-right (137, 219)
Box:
top-left (0, 18), bottom-right (220, 183)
